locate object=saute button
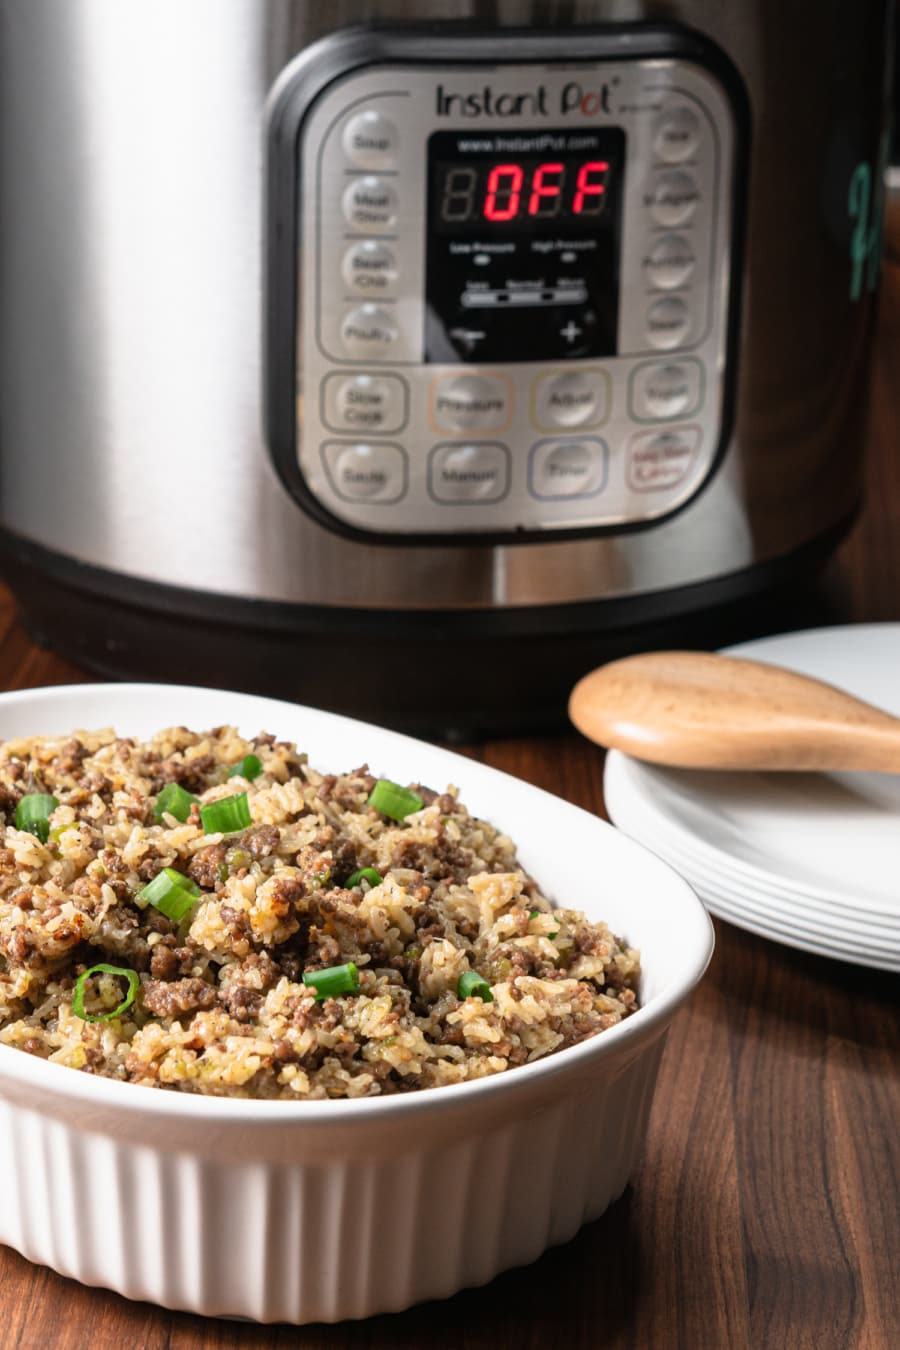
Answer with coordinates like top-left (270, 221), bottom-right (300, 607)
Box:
top-left (533, 370), bottom-right (608, 429)
top-left (653, 106), bottom-right (700, 163)
top-left (630, 360), bottom-right (703, 420)
top-left (646, 171), bottom-right (699, 227)
top-left (431, 374), bottom-right (510, 432)
top-left (342, 110), bottom-right (398, 170)
top-left (323, 372), bottom-right (408, 434)
top-left (644, 233), bottom-right (695, 290)
top-left (340, 305), bottom-right (398, 358)
top-left (428, 442), bottom-right (510, 503)
top-left (342, 241), bottom-right (398, 296)
top-left (322, 441), bottom-right (407, 503)
top-left (646, 296), bottom-right (690, 349)
top-left (626, 426), bottom-right (701, 492)
top-left (529, 438), bottom-right (608, 500)
top-left (342, 176), bottom-right (397, 230)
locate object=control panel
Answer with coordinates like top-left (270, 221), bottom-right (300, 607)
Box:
top-left (270, 30), bottom-right (743, 540)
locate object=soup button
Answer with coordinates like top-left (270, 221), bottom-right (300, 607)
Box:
top-left (529, 438), bottom-right (608, 499)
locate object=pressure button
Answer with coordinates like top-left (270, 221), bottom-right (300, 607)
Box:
top-left (342, 111), bottom-right (398, 170)
top-left (431, 375), bottom-right (510, 432)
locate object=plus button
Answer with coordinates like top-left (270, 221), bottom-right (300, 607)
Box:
top-left (560, 320), bottom-right (582, 344)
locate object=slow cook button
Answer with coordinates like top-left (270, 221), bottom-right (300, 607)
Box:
top-left (646, 171), bottom-right (699, 227)
top-left (341, 110), bottom-right (398, 170)
top-left (339, 305), bottom-right (398, 358)
top-left (428, 442), bottom-right (510, 503)
top-left (653, 106), bottom-right (701, 164)
top-left (322, 441), bottom-right (407, 503)
top-left (342, 241), bottom-right (398, 296)
top-left (342, 176), bottom-right (398, 230)
top-left (626, 426), bottom-right (702, 493)
top-left (529, 438), bottom-right (608, 500)
top-left (629, 359), bottom-right (703, 420)
top-left (533, 369), bottom-right (609, 430)
top-left (646, 296), bottom-right (690, 350)
top-left (322, 372), bottom-right (408, 434)
top-left (431, 374), bottom-right (511, 432)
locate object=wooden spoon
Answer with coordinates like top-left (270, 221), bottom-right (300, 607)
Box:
top-left (568, 650), bottom-right (900, 772)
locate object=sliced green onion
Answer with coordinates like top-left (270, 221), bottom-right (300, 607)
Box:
top-left (49, 822), bottom-right (78, 842)
top-left (14, 793), bottom-right (59, 844)
top-left (528, 909), bottom-right (540, 920)
top-left (72, 963), bottom-right (139, 1023)
top-left (367, 779), bottom-right (424, 821)
top-left (548, 931), bottom-right (559, 940)
top-left (228, 754), bottom-right (263, 782)
top-left (200, 792), bottom-right (251, 835)
top-left (302, 962), bottom-right (360, 1001)
top-left (154, 782), bottom-right (198, 823)
top-left (346, 867), bottom-right (383, 888)
top-left (138, 867), bottom-right (201, 920)
top-left (457, 970), bottom-right (494, 1003)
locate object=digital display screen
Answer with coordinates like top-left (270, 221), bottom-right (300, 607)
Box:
top-left (425, 127), bottom-right (625, 364)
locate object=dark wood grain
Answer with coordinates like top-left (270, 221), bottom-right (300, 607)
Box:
top-left (2, 240), bottom-right (900, 1350)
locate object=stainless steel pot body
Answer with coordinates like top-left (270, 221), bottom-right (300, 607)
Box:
top-left (0, 0), bottom-right (890, 612)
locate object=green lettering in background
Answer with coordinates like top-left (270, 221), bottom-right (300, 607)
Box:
top-left (848, 154), bottom-right (884, 301)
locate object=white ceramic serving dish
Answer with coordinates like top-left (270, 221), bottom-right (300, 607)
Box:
top-left (0, 684), bottom-right (713, 1324)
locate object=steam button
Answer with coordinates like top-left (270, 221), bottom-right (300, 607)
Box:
top-left (646, 296), bottom-right (690, 350)
top-left (342, 176), bottom-right (397, 230)
top-left (653, 107), bottom-right (701, 163)
top-left (340, 305), bottom-right (399, 358)
top-left (322, 441), bottom-right (407, 503)
top-left (647, 171), bottom-right (699, 227)
top-left (342, 111), bottom-right (398, 170)
top-left (342, 241), bottom-right (398, 296)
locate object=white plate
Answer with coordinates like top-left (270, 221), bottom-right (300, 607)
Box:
top-left (604, 623), bottom-right (900, 968)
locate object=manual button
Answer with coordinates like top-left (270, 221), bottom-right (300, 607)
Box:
top-left (321, 441), bottom-right (407, 504)
top-left (428, 443), bottom-right (510, 503)
top-left (431, 374), bottom-right (511, 432)
top-left (529, 438), bottom-right (608, 500)
top-left (533, 369), bottom-right (609, 430)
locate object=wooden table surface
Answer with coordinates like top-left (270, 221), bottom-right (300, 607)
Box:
top-left (2, 268), bottom-right (900, 1350)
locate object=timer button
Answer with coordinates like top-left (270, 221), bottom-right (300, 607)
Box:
top-left (342, 176), bottom-right (397, 230)
top-left (528, 438), bottom-right (609, 500)
top-left (342, 241), bottom-right (398, 296)
top-left (428, 442), bottom-right (510, 503)
top-left (644, 234), bottom-right (695, 290)
top-left (323, 372), bottom-right (408, 435)
top-left (626, 426), bottom-right (702, 493)
top-left (647, 171), bottom-right (699, 227)
top-left (342, 110), bottom-right (398, 170)
top-left (322, 441), bottom-right (407, 504)
top-left (629, 359), bottom-right (703, 421)
top-left (646, 296), bottom-right (690, 350)
top-left (430, 374), bottom-right (511, 433)
top-left (533, 370), bottom-right (610, 431)
top-left (340, 305), bottom-right (399, 358)
top-left (653, 107), bottom-right (701, 164)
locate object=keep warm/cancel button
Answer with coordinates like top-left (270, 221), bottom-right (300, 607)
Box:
top-left (626, 426), bottom-right (702, 493)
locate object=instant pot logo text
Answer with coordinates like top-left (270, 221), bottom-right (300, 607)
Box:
top-left (435, 81), bottom-right (612, 118)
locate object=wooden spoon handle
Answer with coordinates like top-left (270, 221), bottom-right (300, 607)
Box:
top-left (568, 651), bottom-right (900, 772)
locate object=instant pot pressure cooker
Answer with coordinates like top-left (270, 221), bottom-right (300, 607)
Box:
top-left (0, 1), bottom-right (891, 734)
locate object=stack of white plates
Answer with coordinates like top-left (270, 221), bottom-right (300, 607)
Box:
top-left (604, 625), bottom-right (900, 972)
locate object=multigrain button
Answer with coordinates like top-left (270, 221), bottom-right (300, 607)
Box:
top-left (342, 241), bottom-right (398, 296)
top-left (342, 176), bottom-right (397, 230)
top-left (646, 296), bottom-right (690, 349)
top-left (529, 438), bottom-right (608, 500)
top-left (644, 234), bottom-right (695, 290)
top-left (646, 171), bottom-right (699, 227)
top-left (340, 305), bottom-right (398, 358)
top-left (626, 426), bottom-right (701, 492)
top-left (341, 110), bottom-right (398, 169)
top-left (431, 374), bottom-right (510, 432)
top-left (322, 372), bottom-right (407, 434)
top-left (428, 442), bottom-right (510, 503)
top-left (630, 359), bottom-right (703, 420)
top-left (653, 106), bottom-right (700, 163)
top-left (322, 441), bottom-right (407, 503)
top-left (533, 370), bottom-right (609, 430)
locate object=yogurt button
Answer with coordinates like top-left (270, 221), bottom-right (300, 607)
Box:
top-left (431, 375), bottom-right (510, 432)
top-left (341, 110), bottom-right (398, 169)
top-left (644, 233), bottom-right (695, 290)
top-left (342, 241), bottom-right (398, 296)
top-left (647, 171), bottom-right (699, 227)
top-left (533, 370), bottom-right (608, 429)
top-left (529, 438), bottom-right (608, 500)
top-left (630, 360), bottom-right (703, 420)
top-left (323, 441), bottom-right (407, 503)
top-left (428, 443), bottom-right (510, 503)
top-left (653, 106), bottom-right (700, 163)
top-left (646, 296), bottom-right (690, 350)
top-left (342, 176), bottom-right (397, 230)
top-left (340, 305), bottom-right (398, 358)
